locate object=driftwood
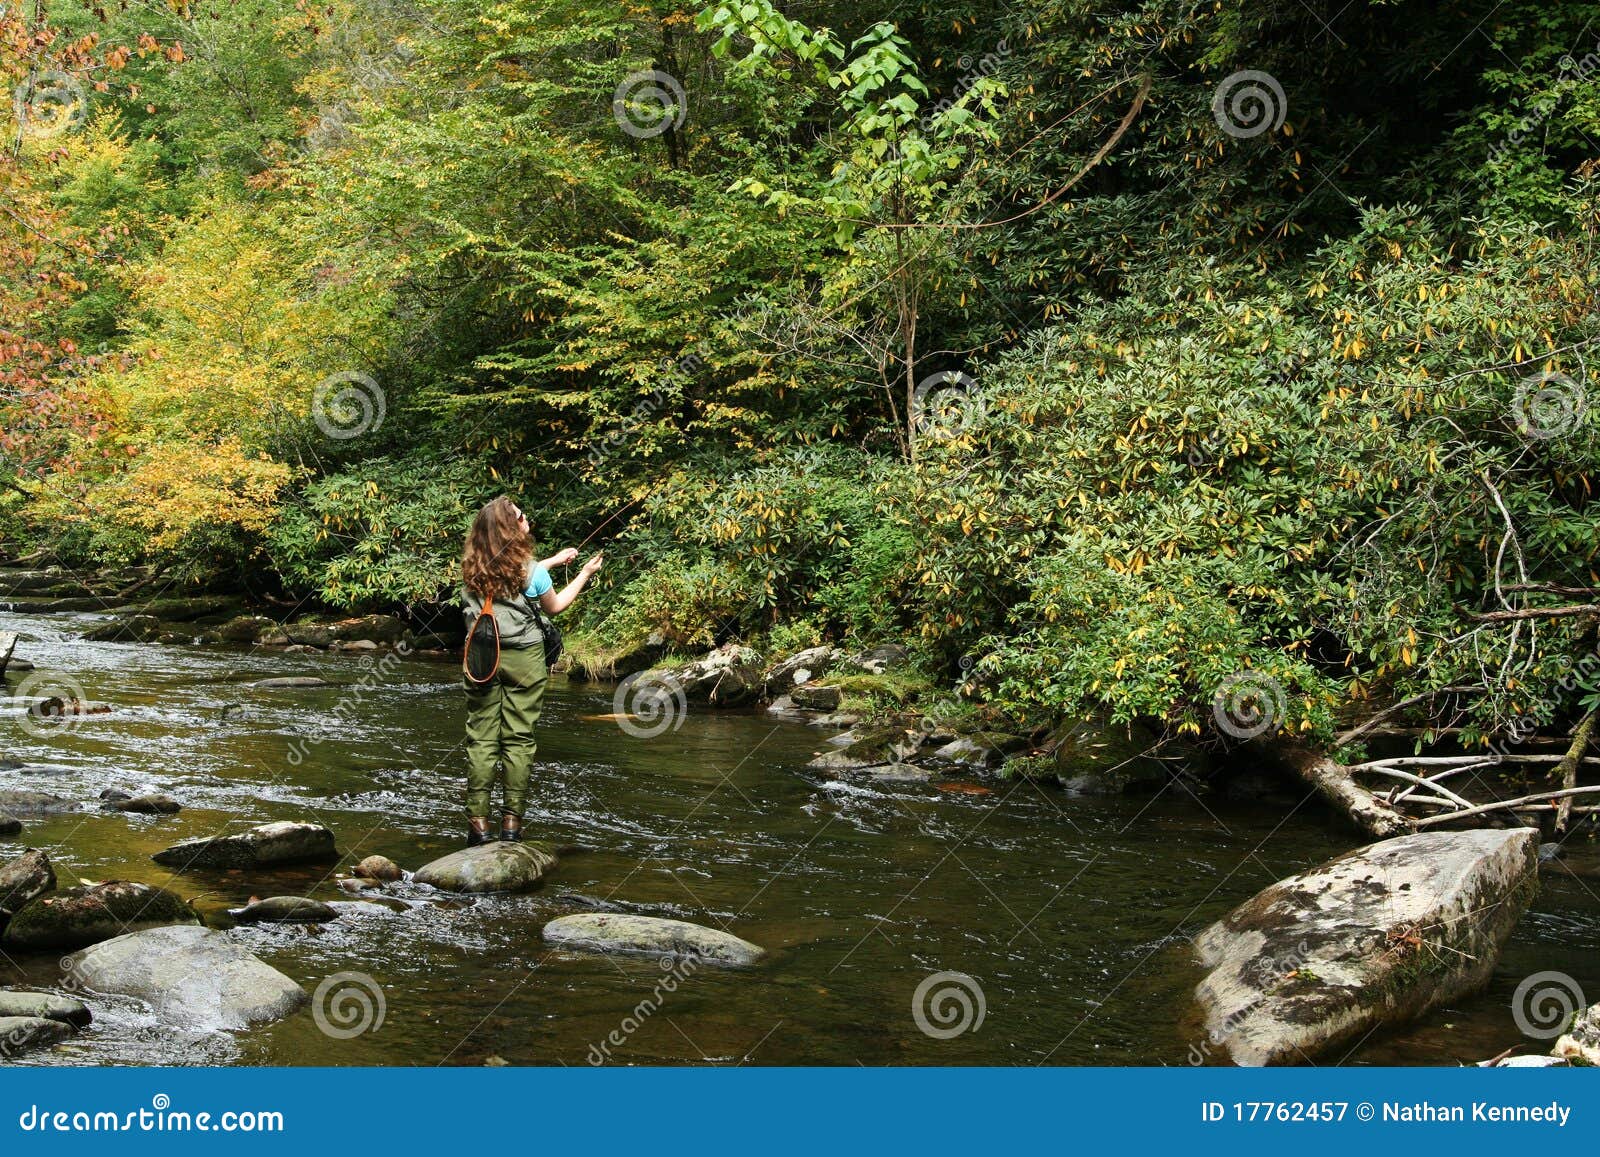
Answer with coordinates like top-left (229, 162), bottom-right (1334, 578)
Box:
top-left (1262, 741), bottom-right (1412, 838)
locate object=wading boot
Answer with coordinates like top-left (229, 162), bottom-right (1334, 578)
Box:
top-left (500, 815), bottom-right (523, 842)
top-left (467, 817), bottom-right (491, 847)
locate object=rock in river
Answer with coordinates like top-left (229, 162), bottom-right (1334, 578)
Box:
top-left (352, 854), bottom-right (403, 882)
top-left (152, 821), bottom-right (337, 870)
top-left (0, 849), bottom-right (56, 927)
top-left (0, 790), bottom-right (78, 814)
top-left (1555, 1003), bottom-right (1600, 1065)
top-left (250, 676), bottom-right (332, 689)
top-left (413, 842), bottom-right (558, 894)
top-left (543, 913), bottom-right (766, 967)
top-left (65, 925), bottom-right (307, 1029)
top-left (104, 794), bottom-right (182, 815)
top-left (0, 1016), bottom-right (74, 1056)
top-left (0, 815), bottom-right (19, 836)
top-left (228, 896), bottom-right (338, 924)
top-left (2, 880), bottom-right (201, 951)
top-left (0, 990), bottom-right (91, 1027)
top-left (1193, 828), bottom-right (1538, 1066)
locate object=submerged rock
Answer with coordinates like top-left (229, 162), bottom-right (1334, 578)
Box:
top-left (66, 925), bottom-right (307, 1029)
top-left (0, 815), bottom-right (20, 836)
top-left (0, 991), bottom-right (91, 1027)
top-left (1193, 828), bottom-right (1539, 1066)
top-left (26, 698), bottom-right (110, 722)
top-left (0, 849), bottom-right (55, 926)
top-left (228, 896), bottom-right (339, 924)
top-left (152, 821), bottom-right (337, 870)
top-left (0, 791), bottom-right (76, 814)
top-left (2, 880), bottom-right (201, 951)
top-left (543, 913), bottom-right (766, 967)
top-left (413, 842), bottom-right (558, 894)
top-left (0, 1015), bottom-right (74, 1055)
top-left (84, 615), bottom-right (164, 643)
top-left (105, 794), bottom-right (182, 815)
top-left (249, 676), bottom-right (332, 689)
top-left (1554, 1004), bottom-right (1600, 1065)
top-left (352, 855), bottom-right (403, 882)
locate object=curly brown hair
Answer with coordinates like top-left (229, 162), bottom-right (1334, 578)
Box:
top-left (462, 496), bottom-right (533, 599)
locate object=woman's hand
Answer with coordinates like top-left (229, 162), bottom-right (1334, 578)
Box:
top-left (581, 552), bottom-right (604, 576)
top-left (551, 547), bottom-right (579, 566)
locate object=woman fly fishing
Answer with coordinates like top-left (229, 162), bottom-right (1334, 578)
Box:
top-left (460, 496), bottom-right (602, 846)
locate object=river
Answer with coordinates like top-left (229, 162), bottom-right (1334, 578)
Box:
top-left (2, 606), bottom-right (1598, 1066)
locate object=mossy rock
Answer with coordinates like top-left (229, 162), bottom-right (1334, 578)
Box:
top-left (1048, 719), bottom-right (1170, 795)
top-left (1, 881), bottom-right (201, 951)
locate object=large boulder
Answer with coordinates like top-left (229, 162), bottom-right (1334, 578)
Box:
top-left (152, 821), bottom-right (337, 870)
top-left (1049, 718), bottom-right (1170, 794)
top-left (0, 991), bottom-right (91, 1027)
top-left (789, 683), bottom-right (844, 712)
top-left (2, 881), bottom-right (201, 951)
top-left (838, 644), bottom-right (910, 675)
top-left (931, 732), bottom-right (1029, 769)
top-left (65, 925), bottom-right (307, 1029)
top-left (330, 614), bottom-right (407, 645)
top-left (0, 1016), bottom-right (74, 1056)
top-left (665, 645), bottom-right (764, 706)
top-left (216, 614), bottom-right (277, 643)
top-left (0, 849), bottom-right (56, 929)
top-left (543, 913), bottom-right (766, 967)
top-left (126, 595), bottom-right (239, 622)
top-left (1193, 828), bottom-right (1539, 1066)
top-left (413, 842), bottom-right (558, 894)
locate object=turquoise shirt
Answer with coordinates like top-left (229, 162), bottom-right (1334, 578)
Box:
top-left (525, 564), bottom-right (553, 600)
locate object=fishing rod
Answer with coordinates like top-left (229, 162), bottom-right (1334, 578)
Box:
top-left (558, 498), bottom-right (643, 567)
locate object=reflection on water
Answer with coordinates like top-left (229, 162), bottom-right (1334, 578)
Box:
top-left (2, 609), bottom-right (1598, 1066)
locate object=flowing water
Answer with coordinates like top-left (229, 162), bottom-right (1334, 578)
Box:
top-left (2, 605), bottom-right (1599, 1067)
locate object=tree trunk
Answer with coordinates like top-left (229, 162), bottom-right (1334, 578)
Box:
top-left (1262, 740), bottom-right (1414, 839)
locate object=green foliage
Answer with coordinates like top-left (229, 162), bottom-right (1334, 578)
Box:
top-left (265, 455), bottom-right (493, 608)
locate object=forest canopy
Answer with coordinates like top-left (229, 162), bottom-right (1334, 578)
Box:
top-left (6, 0), bottom-right (1600, 752)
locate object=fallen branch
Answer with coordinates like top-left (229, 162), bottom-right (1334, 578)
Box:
top-left (1413, 785), bottom-right (1600, 828)
top-left (1262, 741), bottom-right (1412, 838)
